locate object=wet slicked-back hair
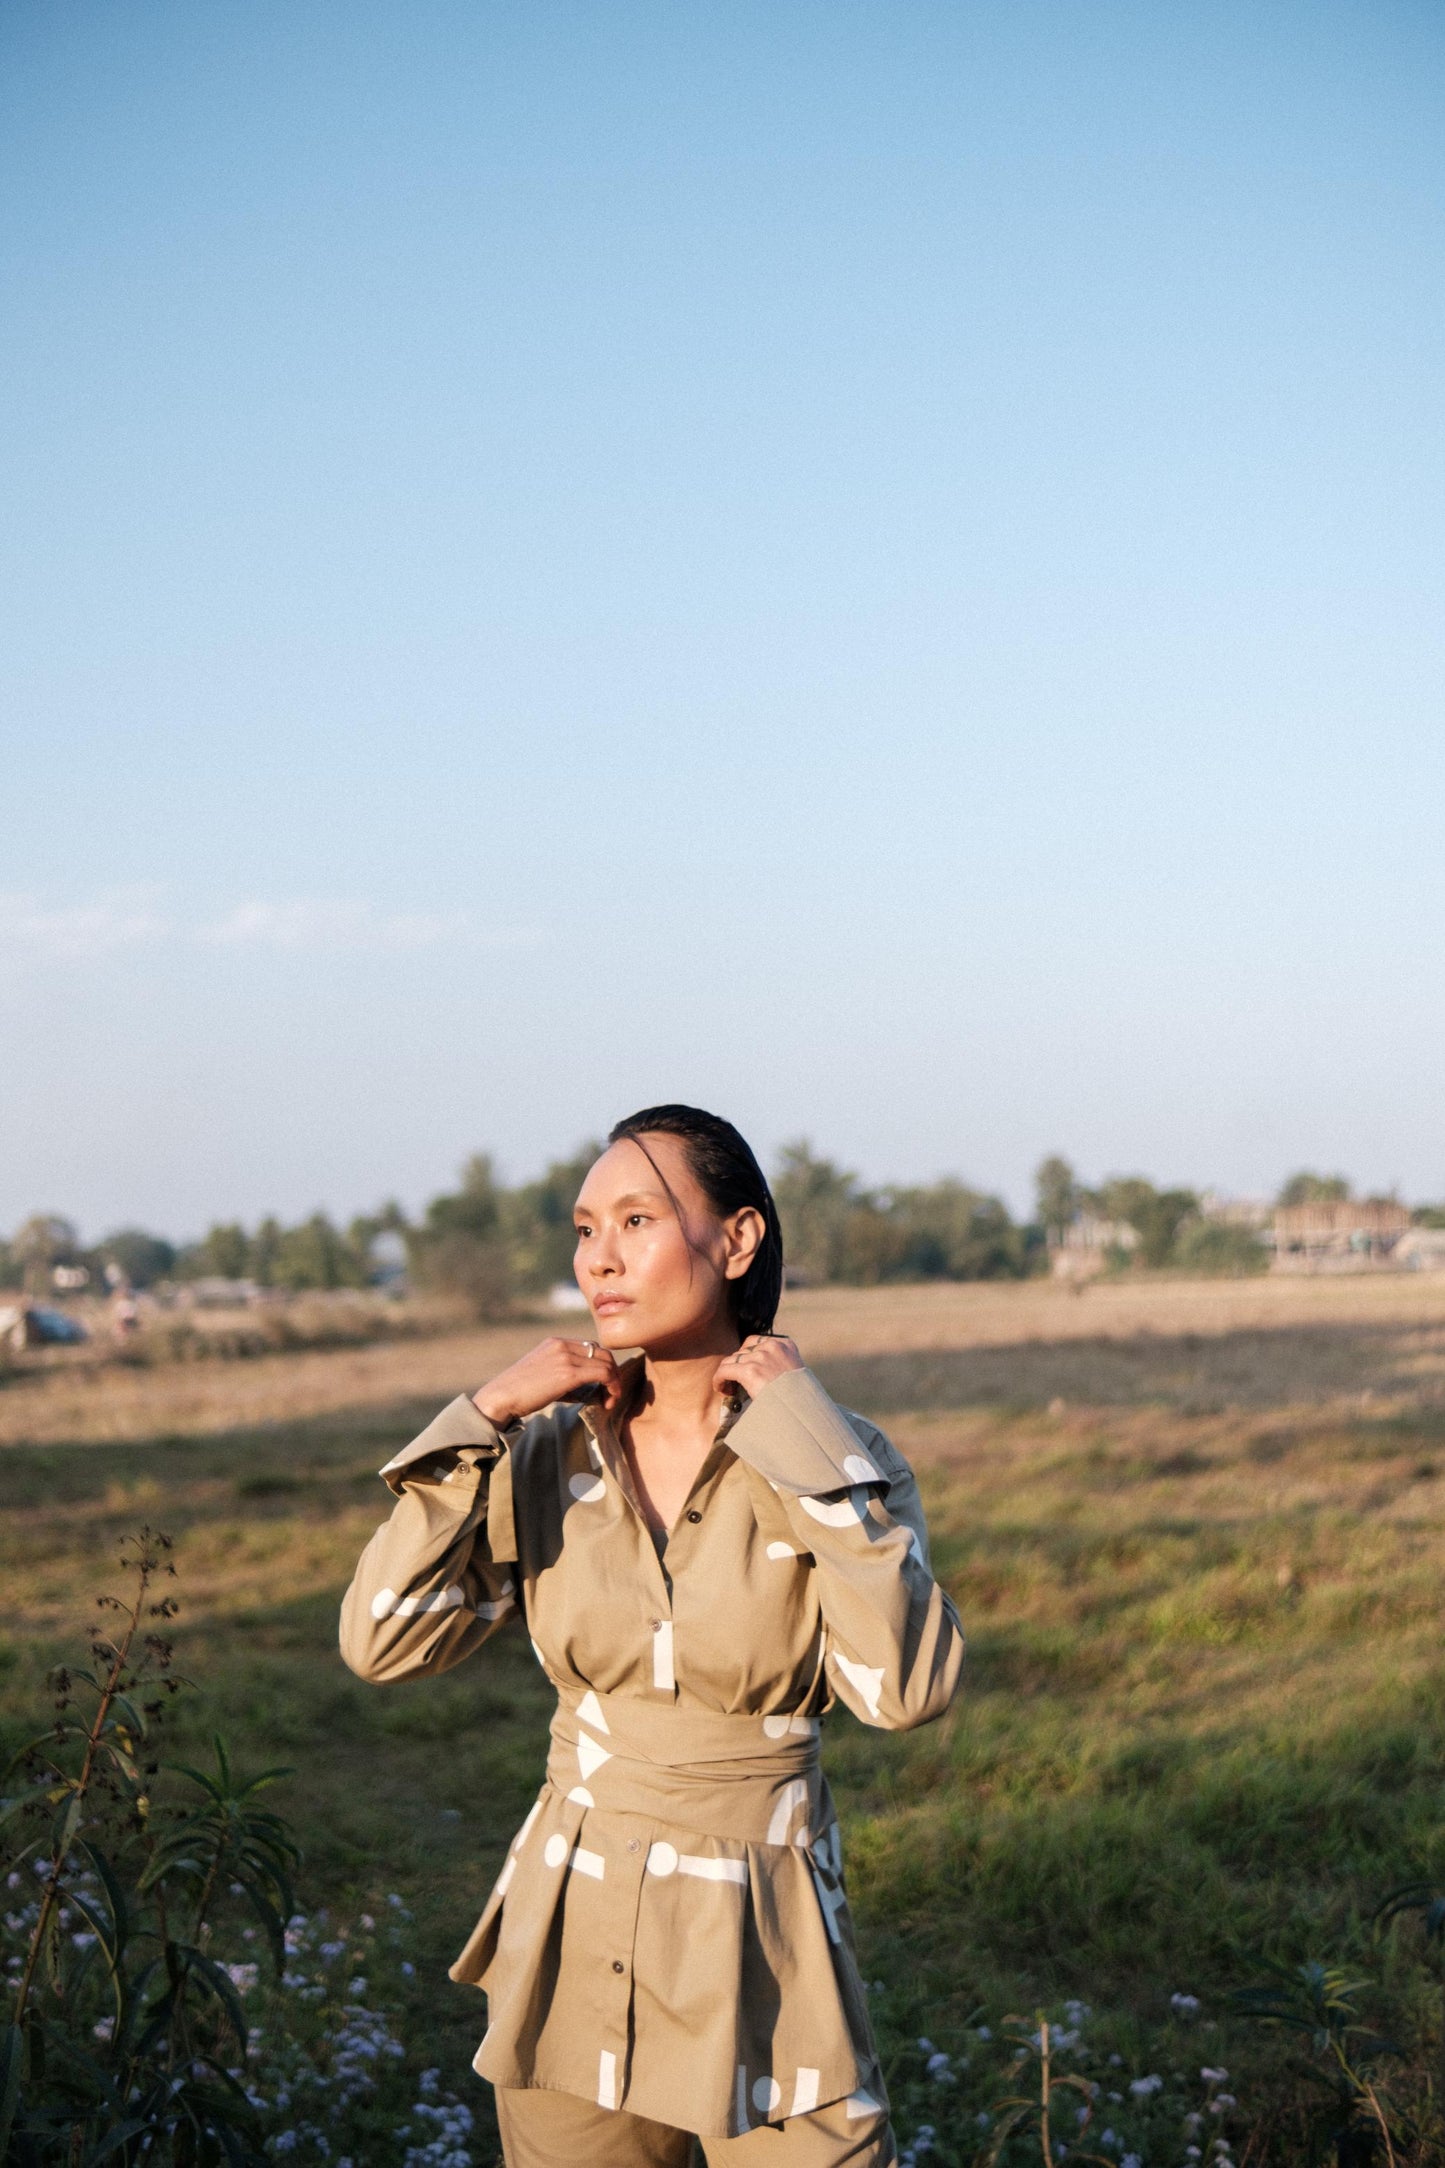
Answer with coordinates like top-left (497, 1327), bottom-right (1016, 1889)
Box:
top-left (606, 1103), bottom-right (784, 1339)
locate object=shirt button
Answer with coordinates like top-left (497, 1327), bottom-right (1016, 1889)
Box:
top-left (627, 1838), bottom-right (640, 1853)
top-left (686, 1509), bottom-right (702, 1523)
top-left (649, 1617), bottom-right (663, 1631)
top-left (611, 1959), bottom-right (625, 1974)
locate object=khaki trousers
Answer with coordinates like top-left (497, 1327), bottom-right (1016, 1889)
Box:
top-left (494, 2086), bottom-right (897, 2168)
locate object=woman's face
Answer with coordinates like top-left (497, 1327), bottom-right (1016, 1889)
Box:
top-left (572, 1134), bottom-right (761, 1355)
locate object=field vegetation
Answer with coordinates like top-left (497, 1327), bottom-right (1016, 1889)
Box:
top-left (4, 1275), bottom-right (1445, 2163)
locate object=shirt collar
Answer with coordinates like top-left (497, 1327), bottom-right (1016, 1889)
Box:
top-left (577, 1354), bottom-right (751, 1447)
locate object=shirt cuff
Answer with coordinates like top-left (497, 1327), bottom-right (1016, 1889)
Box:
top-left (378, 1394), bottom-right (517, 1495)
top-left (725, 1368), bottom-right (886, 1496)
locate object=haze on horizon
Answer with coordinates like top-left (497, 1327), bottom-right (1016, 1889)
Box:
top-left (2, 0), bottom-right (1442, 1241)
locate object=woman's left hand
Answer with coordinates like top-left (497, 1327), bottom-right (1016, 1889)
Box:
top-left (713, 1334), bottom-right (805, 1403)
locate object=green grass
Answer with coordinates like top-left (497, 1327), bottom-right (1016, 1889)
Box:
top-left (4, 1310), bottom-right (1445, 2161)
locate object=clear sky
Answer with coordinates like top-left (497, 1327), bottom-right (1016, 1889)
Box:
top-left (2, 0), bottom-right (1442, 1239)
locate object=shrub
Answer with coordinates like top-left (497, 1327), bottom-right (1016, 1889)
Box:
top-left (1174, 1223), bottom-right (1269, 1277)
top-left (0, 1534), bottom-right (479, 2167)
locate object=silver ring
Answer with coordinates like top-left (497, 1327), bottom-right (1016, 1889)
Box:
top-left (582, 1340), bottom-right (595, 1358)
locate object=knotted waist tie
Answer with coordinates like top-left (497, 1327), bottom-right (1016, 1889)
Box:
top-left (546, 1687), bottom-right (830, 1851)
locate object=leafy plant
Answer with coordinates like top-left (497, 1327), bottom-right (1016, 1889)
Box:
top-left (1230, 1959), bottom-right (1404, 2167)
top-left (0, 1529), bottom-right (298, 2166)
top-left (1375, 1880), bottom-right (1445, 2139)
top-left (979, 2011), bottom-right (1113, 2167)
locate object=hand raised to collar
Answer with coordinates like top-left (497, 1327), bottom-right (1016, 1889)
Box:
top-left (712, 1333), bottom-right (804, 1405)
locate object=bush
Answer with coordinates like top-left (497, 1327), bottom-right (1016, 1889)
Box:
top-left (1174, 1222), bottom-right (1269, 1277)
top-left (0, 1534), bottom-right (480, 2167)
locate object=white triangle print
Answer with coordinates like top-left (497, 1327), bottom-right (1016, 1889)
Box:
top-left (576, 1689), bottom-right (610, 1734)
top-left (576, 1731), bottom-right (612, 1781)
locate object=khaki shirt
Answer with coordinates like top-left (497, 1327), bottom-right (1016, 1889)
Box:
top-left (340, 1363), bottom-right (964, 2140)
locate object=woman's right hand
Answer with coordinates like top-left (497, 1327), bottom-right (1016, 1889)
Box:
top-left (472, 1338), bottom-right (622, 1428)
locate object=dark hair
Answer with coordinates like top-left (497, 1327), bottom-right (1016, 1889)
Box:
top-left (607, 1103), bottom-right (784, 1339)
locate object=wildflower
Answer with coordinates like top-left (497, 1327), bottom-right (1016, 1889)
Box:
top-left (1108, 2051), bottom-right (1123, 2065)
top-left (70, 1931), bottom-right (97, 1950)
top-left (5, 1872), bottom-right (19, 1890)
top-left (1208, 2094), bottom-right (1237, 2113)
top-left (1129, 2073), bottom-right (1163, 2097)
top-left (1099, 2130), bottom-right (1119, 2150)
top-left (225, 1962), bottom-right (259, 1993)
top-left (975, 2025), bottom-right (992, 2041)
top-left (321, 1939), bottom-right (347, 1961)
top-left (1200, 2066), bottom-right (1229, 2084)
top-left (1122, 2157), bottom-right (1142, 2168)
top-left (1184, 2113), bottom-right (1203, 2133)
top-left (401, 1960), bottom-right (416, 1976)
top-left (348, 1976), bottom-right (368, 1998)
top-left (388, 1892), bottom-right (405, 1908)
top-left (360, 1913), bottom-right (375, 1930)
top-left (1171, 1992), bottom-right (1202, 2018)
top-left (92, 2017), bottom-right (114, 2041)
top-left (916, 2036), bottom-right (935, 2055)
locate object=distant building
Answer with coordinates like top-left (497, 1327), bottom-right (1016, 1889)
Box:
top-left (1198, 1193), bottom-right (1273, 1232)
top-left (1273, 1198), bottom-right (1409, 1271)
top-left (182, 1276), bottom-right (264, 1308)
top-left (1394, 1227), bottom-right (1445, 1273)
top-left (1048, 1216), bottom-right (1139, 1282)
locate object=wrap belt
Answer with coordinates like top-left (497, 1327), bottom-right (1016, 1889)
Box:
top-left (546, 1686), bottom-right (829, 1850)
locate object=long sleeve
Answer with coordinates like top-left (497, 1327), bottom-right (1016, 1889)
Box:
top-left (339, 1394), bottom-right (522, 1684)
top-left (727, 1368), bottom-right (964, 1731)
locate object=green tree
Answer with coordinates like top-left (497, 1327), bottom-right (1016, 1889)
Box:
top-left (1277, 1171), bottom-right (1352, 1207)
top-left (1034, 1155), bottom-right (1078, 1236)
top-left (184, 1222), bottom-right (251, 1280)
top-left (96, 1228), bottom-right (176, 1289)
top-left (505, 1146), bottom-right (603, 1293)
top-left (881, 1182), bottom-right (1026, 1281)
top-left (772, 1143), bottom-right (866, 1284)
top-left (1133, 1188), bottom-right (1199, 1269)
top-left (249, 1215), bottom-right (284, 1287)
top-left (408, 1156), bottom-right (512, 1318)
top-left (1091, 1178), bottom-right (1199, 1268)
top-left (272, 1212), bottom-right (367, 1291)
top-left (13, 1214), bottom-right (81, 1296)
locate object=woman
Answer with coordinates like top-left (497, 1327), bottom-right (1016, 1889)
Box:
top-left (341, 1104), bottom-right (964, 2168)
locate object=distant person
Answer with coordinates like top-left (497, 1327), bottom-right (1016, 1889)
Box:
top-left (109, 1288), bottom-right (140, 1340)
top-left (341, 1104), bottom-right (963, 2168)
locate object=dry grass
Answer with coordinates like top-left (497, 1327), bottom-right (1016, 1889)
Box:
top-left (8, 1270), bottom-right (1444, 1451)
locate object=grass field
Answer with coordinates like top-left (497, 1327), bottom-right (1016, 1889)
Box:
top-left (4, 1274), bottom-right (1445, 2164)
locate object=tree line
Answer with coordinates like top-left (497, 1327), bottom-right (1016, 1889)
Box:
top-left (4, 1151), bottom-right (1443, 1312)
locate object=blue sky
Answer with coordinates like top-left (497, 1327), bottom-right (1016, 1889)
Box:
top-left (2, 0), bottom-right (1442, 1238)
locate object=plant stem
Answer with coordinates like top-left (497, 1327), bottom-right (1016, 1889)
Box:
top-left (12, 1552), bottom-right (151, 2028)
top-left (1039, 2016), bottom-right (1052, 2166)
